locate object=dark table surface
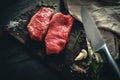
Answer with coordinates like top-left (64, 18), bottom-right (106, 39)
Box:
top-left (0, 0), bottom-right (66, 80)
top-left (0, 0), bottom-right (120, 80)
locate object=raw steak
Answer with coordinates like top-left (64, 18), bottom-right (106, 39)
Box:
top-left (45, 13), bottom-right (74, 55)
top-left (27, 7), bottom-right (54, 41)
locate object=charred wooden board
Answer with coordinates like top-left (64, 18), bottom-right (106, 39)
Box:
top-left (4, 0), bottom-right (88, 80)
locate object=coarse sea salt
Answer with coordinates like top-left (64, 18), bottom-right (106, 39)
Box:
top-left (7, 21), bottom-right (19, 28)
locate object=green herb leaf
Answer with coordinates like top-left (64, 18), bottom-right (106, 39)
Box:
top-left (38, 0), bottom-right (57, 9)
top-left (87, 41), bottom-right (103, 80)
top-left (73, 30), bottom-right (81, 48)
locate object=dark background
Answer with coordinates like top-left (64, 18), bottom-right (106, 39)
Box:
top-left (0, 0), bottom-right (120, 80)
top-left (0, 0), bottom-right (66, 80)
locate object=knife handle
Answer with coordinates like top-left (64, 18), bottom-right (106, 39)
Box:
top-left (99, 44), bottom-right (120, 79)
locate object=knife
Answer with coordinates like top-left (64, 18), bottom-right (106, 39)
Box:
top-left (63, 0), bottom-right (82, 21)
top-left (81, 6), bottom-right (120, 78)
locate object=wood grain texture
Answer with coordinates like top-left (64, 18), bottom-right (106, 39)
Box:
top-left (4, 0), bottom-right (87, 80)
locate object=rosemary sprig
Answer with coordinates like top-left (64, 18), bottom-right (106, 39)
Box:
top-left (73, 30), bottom-right (81, 48)
top-left (87, 41), bottom-right (103, 80)
top-left (88, 54), bottom-right (103, 80)
top-left (38, 0), bottom-right (57, 9)
top-left (47, 0), bottom-right (57, 8)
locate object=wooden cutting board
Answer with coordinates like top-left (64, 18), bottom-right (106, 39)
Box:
top-left (4, 0), bottom-right (88, 80)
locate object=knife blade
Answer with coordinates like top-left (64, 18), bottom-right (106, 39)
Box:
top-left (64, 0), bottom-right (82, 21)
top-left (81, 6), bottom-right (120, 78)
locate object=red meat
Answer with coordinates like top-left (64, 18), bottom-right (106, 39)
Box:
top-left (27, 7), bottom-right (54, 41)
top-left (45, 13), bottom-right (74, 55)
